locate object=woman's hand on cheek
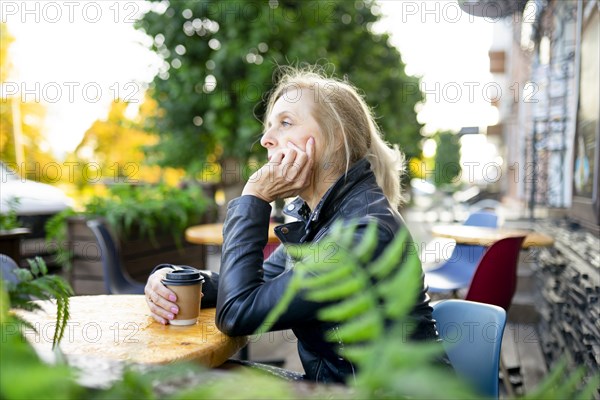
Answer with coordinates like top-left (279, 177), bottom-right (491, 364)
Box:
top-left (243, 137), bottom-right (315, 202)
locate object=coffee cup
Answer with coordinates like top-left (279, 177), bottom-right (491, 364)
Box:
top-left (161, 268), bottom-right (204, 326)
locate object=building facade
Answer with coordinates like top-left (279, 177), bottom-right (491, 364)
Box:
top-left (462, 0), bottom-right (599, 392)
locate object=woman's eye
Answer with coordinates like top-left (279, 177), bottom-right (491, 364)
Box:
top-left (281, 120), bottom-right (291, 127)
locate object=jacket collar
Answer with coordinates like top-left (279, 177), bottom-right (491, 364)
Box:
top-left (282, 158), bottom-right (373, 225)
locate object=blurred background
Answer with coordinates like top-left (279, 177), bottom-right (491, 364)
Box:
top-left (1, 0), bottom-right (509, 218)
top-left (1, 1), bottom-right (598, 394)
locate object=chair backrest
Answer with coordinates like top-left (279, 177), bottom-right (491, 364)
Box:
top-left (0, 253), bottom-right (20, 285)
top-left (433, 299), bottom-right (507, 398)
top-left (458, 211), bottom-right (499, 263)
top-left (86, 219), bottom-right (145, 295)
top-left (464, 211), bottom-right (498, 228)
top-left (465, 236), bottom-right (526, 311)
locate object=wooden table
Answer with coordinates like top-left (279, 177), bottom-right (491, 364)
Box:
top-left (430, 225), bottom-right (555, 248)
top-left (185, 222), bottom-right (281, 246)
top-left (15, 295), bottom-right (247, 367)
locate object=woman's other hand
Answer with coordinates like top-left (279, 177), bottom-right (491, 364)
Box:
top-left (145, 268), bottom-right (179, 325)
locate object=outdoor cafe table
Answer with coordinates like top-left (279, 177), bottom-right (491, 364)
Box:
top-left (185, 222), bottom-right (281, 246)
top-left (430, 225), bottom-right (555, 248)
top-left (14, 295), bottom-right (247, 367)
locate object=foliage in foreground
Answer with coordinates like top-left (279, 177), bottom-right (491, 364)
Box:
top-left (6, 257), bottom-right (73, 349)
top-left (1, 231), bottom-right (598, 399)
top-left (259, 221), bottom-right (476, 399)
top-left (0, 258), bottom-right (80, 399)
top-left (259, 221), bottom-right (600, 399)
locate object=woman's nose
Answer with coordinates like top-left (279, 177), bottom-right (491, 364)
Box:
top-left (260, 129), bottom-right (277, 148)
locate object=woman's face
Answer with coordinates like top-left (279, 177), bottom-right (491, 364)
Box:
top-left (261, 88), bottom-right (324, 161)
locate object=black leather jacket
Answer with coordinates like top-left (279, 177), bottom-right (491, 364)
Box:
top-left (191, 159), bottom-right (436, 383)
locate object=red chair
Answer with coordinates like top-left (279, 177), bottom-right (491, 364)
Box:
top-left (462, 235), bottom-right (526, 398)
top-left (464, 235), bottom-right (526, 311)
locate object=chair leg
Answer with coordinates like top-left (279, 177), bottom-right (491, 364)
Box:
top-left (500, 357), bottom-right (516, 398)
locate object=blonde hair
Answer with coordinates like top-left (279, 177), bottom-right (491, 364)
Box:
top-left (264, 66), bottom-right (405, 209)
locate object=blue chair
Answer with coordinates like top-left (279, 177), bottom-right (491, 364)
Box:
top-left (433, 299), bottom-right (507, 398)
top-left (463, 211), bottom-right (498, 228)
top-left (425, 211), bottom-right (498, 293)
top-left (0, 253), bottom-right (20, 285)
top-left (86, 219), bottom-right (145, 295)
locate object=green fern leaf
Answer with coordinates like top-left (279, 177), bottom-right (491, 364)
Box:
top-left (369, 228), bottom-right (409, 279)
top-left (377, 253), bottom-right (423, 319)
top-left (338, 221), bottom-right (358, 248)
top-left (317, 291), bottom-right (376, 322)
top-left (305, 274), bottom-right (366, 303)
top-left (256, 271), bottom-right (303, 335)
top-left (574, 373), bottom-right (600, 400)
top-left (352, 220), bottom-right (379, 264)
top-left (552, 367), bottom-right (586, 400)
top-left (27, 258), bottom-right (40, 276)
top-left (301, 260), bottom-right (355, 289)
top-left (326, 312), bottom-right (382, 343)
top-left (340, 344), bottom-right (375, 364)
top-left (14, 269), bottom-right (33, 282)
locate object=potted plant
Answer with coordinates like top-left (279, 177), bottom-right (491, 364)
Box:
top-left (0, 198), bottom-right (30, 264)
top-left (46, 183), bottom-right (215, 294)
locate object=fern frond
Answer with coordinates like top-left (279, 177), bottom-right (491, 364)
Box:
top-left (301, 261), bottom-right (356, 289)
top-left (318, 291), bottom-right (376, 322)
top-left (340, 344), bottom-right (374, 364)
top-left (53, 296), bottom-right (70, 349)
top-left (14, 269), bottom-right (34, 282)
top-left (524, 357), bottom-right (568, 398)
top-left (7, 258), bottom-right (73, 349)
top-left (376, 252), bottom-right (423, 319)
top-left (305, 273), bottom-right (366, 303)
top-left (369, 228), bottom-right (409, 279)
top-left (338, 221), bottom-right (357, 249)
top-left (574, 373), bottom-right (600, 400)
top-left (256, 270), bottom-right (303, 335)
top-left (352, 220), bottom-right (379, 264)
top-left (326, 312), bottom-right (382, 344)
top-left (27, 258), bottom-right (41, 276)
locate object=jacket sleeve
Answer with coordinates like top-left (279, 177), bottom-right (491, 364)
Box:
top-left (216, 195), bottom-right (323, 336)
top-left (263, 244), bottom-right (287, 280)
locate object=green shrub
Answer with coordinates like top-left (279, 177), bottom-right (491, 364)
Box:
top-left (45, 184), bottom-right (211, 269)
top-left (0, 197), bottom-right (21, 231)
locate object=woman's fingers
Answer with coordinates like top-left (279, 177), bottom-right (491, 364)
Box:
top-left (145, 272), bottom-right (179, 325)
top-left (286, 138), bottom-right (314, 184)
top-left (242, 137), bottom-right (315, 201)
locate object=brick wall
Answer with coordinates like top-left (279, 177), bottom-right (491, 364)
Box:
top-left (533, 218), bottom-right (599, 394)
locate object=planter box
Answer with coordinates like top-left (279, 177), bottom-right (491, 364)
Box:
top-left (0, 228), bottom-right (31, 265)
top-left (67, 217), bottom-right (208, 295)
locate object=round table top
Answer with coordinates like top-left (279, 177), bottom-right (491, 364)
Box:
top-left (14, 295), bottom-right (247, 367)
top-left (430, 225), bottom-right (555, 248)
top-left (185, 222), bottom-right (281, 245)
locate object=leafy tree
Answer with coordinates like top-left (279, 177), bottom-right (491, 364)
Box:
top-left (0, 23), bottom-right (13, 84)
top-left (0, 23), bottom-right (55, 182)
top-left (135, 0), bottom-right (423, 184)
top-left (433, 130), bottom-right (461, 188)
top-left (72, 96), bottom-right (183, 186)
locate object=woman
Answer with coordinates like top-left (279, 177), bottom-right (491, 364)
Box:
top-left (145, 67), bottom-right (437, 383)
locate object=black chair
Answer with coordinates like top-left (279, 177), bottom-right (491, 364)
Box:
top-left (0, 253), bottom-right (20, 285)
top-left (86, 219), bottom-right (145, 294)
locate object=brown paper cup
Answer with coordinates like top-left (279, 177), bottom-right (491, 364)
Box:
top-left (162, 268), bottom-right (205, 326)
